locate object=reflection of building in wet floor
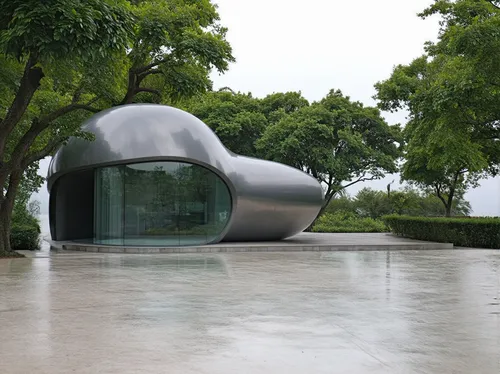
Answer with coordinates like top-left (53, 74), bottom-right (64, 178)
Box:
top-left (99, 254), bottom-right (231, 276)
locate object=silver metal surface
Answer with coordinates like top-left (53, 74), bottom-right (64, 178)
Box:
top-left (48, 104), bottom-right (324, 243)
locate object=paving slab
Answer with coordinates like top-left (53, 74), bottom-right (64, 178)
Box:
top-left (47, 232), bottom-right (454, 253)
top-left (1, 249), bottom-right (499, 374)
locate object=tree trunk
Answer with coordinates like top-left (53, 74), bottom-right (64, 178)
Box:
top-left (305, 204), bottom-right (328, 232)
top-left (435, 183), bottom-right (454, 218)
top-left (0, 55), bottom-right (43, 157)
top-left (120, 70), bottom-right (138, 105)
top-left (0, 170), bottom-right (24, 257)
top-left (0, 204), bottom-right (13, 256)
top-left (444, 190), bottom-right (455, 217)
top-left (444, 204), bottom-right (452, 217)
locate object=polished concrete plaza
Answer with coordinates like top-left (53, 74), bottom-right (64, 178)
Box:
top-left (1, 249), bottom-right (499, 373)
top-left (52, 232), bottom-right (454, 253)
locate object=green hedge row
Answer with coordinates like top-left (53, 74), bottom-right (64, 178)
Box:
top-left (313, 211), bottom-right (387, 233)
top-left (383, 215), bottom-right (500, 249)
top-left (10, 224), bottom-right (40, 251)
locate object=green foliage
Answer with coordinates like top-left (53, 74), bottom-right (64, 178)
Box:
top-left (10, 224), bottom-right (40, 250)
top-left (312, 211), bottom-right (387, 233)
top-left (1, 0), bottom-right (234, 157)
top-left (188, 88), bottom-right (401, 213)
top-left (14, 166), bottom-right (45, 206)
top-left (257, 89), bottom-right (402, 208)
top-left (10, 196), bottom-right (41, 251)
top-left (0, 0), bottom-right (134, 61)
top-left (375, 0), bottom-right (500, 216)
top-left (184, 90), bottom-right (313, 157)
top-left (184, 91), bottom-right (266, 156)
top-left (354, 188), bottom-right (393, 218)
top-left (145, 222), bottom-right (226, 236)
top-left (259, 92), bottom-right (309, 124)
top-left (325, 187), bottom-right (471, 219)
top-left (324, 195), bottom-right (355, 215)
top-left (383, 215), bottom-right (500, 249)
top-left (0, 0), bottom-right (234, 253)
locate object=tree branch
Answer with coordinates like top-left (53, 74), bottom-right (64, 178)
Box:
top-left (4, 103), bottom-right (100, 173)
top-left (138, 69), bottom-right (164, 80)
top-left (324, 185), bottom-right (333, 202)
top-left (134, 58), bottom-right (169, 74)
top-left (323, 173), bottom-right (375, 208)
top-left (434, 183), bottom-right (448, 209)
top-left (3, 169), bottom-right (22, 218)
top-left (37, 103), bottom-right (100, 128)
top-left (22, 135), bottom-right (69, 168)
top-left (340, 174), bottom-right (376, 191)
top-left (71, 86), bottom-right (84, 104)
top-left (0, 54), bottom-right (43, 156)
top-left (218, 86), bottom-right (236, 94)
top-left (135, 87), bottom-right (161, 97)
top-left (122, 58), bottom-right (170, 105)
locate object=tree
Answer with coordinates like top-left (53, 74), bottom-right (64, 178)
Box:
top-left (323, 191), bottom-right (355, 215)
top-left (400, 135), bottom-right (485, 216)
top-left (325, 187), bottom-right (471, 218)
top-left (259, 91), bottom-right (309, 124)
top-left (0, 0), bottom-right (234, 255)
top-left (354, 188), bottom-right (393, 219)
top-left (418, 0), bottom-right (500, 144)
top-left (256, 89), bottom-right (402, 219)
top-left (375, 0), bottom-right (500, 216)
top-left (184, 90), bottom-right (311, 157)
top-left (184, 91), bottom-right (266, 157)
top-left (418, 189), bottom-right (471, 217)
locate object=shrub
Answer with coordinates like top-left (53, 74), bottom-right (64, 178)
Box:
top-left (383, 215), bottom-right (500, 249)
top-left (312, 211), bottom-right (388, 233)
top-left (325, 188), bottom-right (472, 219)
top-left (10, 223), bottom-right (41, 251)
top-left (144, 222), bottom-right (227, 236)
top-left (10, 202), bottom-right (41, 251)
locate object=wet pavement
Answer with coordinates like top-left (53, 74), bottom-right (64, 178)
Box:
top-left (51, 232), bottom-right (454, 253)
top-left (1, 249), bottom-right (499, 374)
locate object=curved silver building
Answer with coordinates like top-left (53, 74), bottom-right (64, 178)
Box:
top-left (48, 104), bottom-right (323, 246)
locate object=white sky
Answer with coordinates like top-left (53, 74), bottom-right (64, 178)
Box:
top-left (34, 0), bottom-right (500, 216)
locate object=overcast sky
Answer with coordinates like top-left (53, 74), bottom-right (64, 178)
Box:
top-left (34, 0), bottom-right (499, 217)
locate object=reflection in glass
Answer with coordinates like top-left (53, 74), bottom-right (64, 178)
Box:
top-left (94, 162), bottom-right (231, 246)
top-left (95, 166), bottom-right (124, 244)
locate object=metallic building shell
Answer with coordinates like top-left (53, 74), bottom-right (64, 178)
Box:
top-left (48, 104), bottom-right (324, 243)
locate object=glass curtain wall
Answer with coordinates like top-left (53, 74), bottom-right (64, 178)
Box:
top-left (94, 162), bottom-right (231, 246)
top-left (94, 167), bottom-right (124, 244)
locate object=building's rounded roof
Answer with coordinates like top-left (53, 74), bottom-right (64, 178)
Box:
top-left (48, 104), bottom-right (234, 188)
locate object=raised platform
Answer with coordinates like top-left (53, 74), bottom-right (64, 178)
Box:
top-left (47, 232), bottom-right (454, 253)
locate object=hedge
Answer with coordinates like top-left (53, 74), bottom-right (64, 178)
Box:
top-left (313, 211), bottom-right (388, 233)
top-left (10, 224), bottom-right (41, 251)
top-left (383, 215), bottom-right (500, 249)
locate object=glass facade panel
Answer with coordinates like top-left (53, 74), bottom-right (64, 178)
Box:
top-left (93, 161), bottom-right (231, 246)
top-left (94, 166), bottom-right (124, 245)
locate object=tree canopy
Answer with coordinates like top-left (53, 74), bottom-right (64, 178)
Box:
top-left (0, 0), bottom-right (234, 254)
top-left (183, 90), bottom-right (267, 157)
top-left (375, 0), bottom-right (500, 216)
top-left (257, 89), bottom-right (402, 213)
top-left (186, 88), bottom-right (402, 217)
